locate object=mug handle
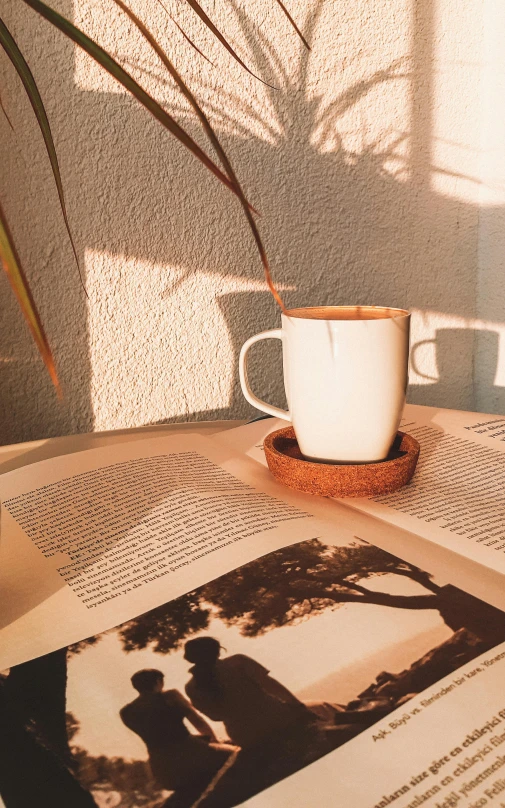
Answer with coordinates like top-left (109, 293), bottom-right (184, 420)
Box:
top-left (239, 330), bottom-right (291, 421)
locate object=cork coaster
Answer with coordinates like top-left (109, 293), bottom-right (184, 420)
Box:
top-left (264, 427), bottom-right (420, 498)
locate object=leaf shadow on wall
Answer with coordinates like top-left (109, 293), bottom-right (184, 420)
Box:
top-left (1, 0), bottom-right (504, 442)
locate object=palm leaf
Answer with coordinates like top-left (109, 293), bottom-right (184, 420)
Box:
top-left (111, 0), bottom-right (284, 309)
top-left (0, 17), bottom-right (83, 288)
top-left (154, 0), bottom-right (214, 66)
top-left (0, 202), bottom-right (60, 392)
top-left (0, 90), bottom-right (14, 130)
top-left (21, 0), bottom-right (250, 204)
top-left (182, 0), bottom-right (276, 87)
top-left (272, 0), bottom-right (310, 50)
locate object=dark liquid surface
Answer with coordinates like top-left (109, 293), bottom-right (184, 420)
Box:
top-left (285, 306), bottom-right (409, 321)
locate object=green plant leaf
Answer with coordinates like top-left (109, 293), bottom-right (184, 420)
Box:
top-left (0, 202), bottom-right (60, 392)
top-left (111, 0), bottom-right (284, 310)
top-left (182, 0), bottom-right (277, 87)
top-left (0, 16), bottom-right (83, 289)
top-left (272, 0), bottom-right (310, 50)
top-left (21, 0), bottom-right (248, 203)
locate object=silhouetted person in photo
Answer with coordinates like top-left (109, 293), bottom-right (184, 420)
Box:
top-left (184, 638), bottom-right (315, 751)
top-left (120, 668), bottom-right (234, 804)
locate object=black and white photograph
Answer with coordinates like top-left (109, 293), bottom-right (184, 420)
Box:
top-left (2, 536), bottom-right (505, 808)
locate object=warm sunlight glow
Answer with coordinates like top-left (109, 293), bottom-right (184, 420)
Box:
top-left (73, 0), bottom-right (415, 168)
top-left (85, 250), bottom-right (292, 431)
top-left (430, 0), bottom-right (483, 205)
top-left (63, 0), bottom-right (505, 428)
top-left (73, 0), bottom-right (486, 204)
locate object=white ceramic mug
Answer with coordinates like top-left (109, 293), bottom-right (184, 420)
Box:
top-left (239, 306), bottom-right (410, 464)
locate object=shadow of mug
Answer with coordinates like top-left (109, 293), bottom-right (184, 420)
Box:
top-left (410, 328), bottom-right (502, 411)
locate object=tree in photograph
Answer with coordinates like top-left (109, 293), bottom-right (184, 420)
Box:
top-left (119, 539), bottom-right (505, 653)
top-left (0, 666), bottom-right (98, 808)
top-left (120, 589), bottom-right (211, 654)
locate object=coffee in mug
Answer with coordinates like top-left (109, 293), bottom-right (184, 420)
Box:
top-left (239, 306), bottom-right (410, 464)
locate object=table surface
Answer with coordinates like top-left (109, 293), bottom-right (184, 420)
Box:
top-left (0, 420), bottom-right (246, 475)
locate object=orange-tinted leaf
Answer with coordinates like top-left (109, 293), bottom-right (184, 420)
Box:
top-left (112, 0), bottom-right (284, 310)
top-left (0, 17), bottom-right (84, 289)
top-left (21, 0), bottom-right (245, 201)
top-left (0, 90), bottom-right (14, 130)
top-left (272, 0), bottom-right (310, 49)
top-left (154, 0), bottom-right (214, 66)
top-left (0, 202), bottom-right (60, 393)
top-left (182, 0), bottom-right (276, 87)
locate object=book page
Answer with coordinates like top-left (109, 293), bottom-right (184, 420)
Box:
top-left (3, 413), bottom-right (504, 671)
top-left (218, 405), bottom-right (505, 582)
top-left (2, 518), bottom-right (505, 808)
top-left (350, 405), bottom-right (505, 578)
top-left (0, 431), bottom-right (335, 669)
top-left (2, 420), bottom-right (505, 808)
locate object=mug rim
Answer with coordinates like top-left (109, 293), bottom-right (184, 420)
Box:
top-left (283, 305), bottom-right (410, 321)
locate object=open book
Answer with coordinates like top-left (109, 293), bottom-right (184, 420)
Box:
top-left (1, 403), bottom-right (505, 808)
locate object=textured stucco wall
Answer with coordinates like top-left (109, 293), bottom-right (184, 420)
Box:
top-left (0, 0), bottom-right (491, 444)
top-left (476, 0), bottom-right (505, 415)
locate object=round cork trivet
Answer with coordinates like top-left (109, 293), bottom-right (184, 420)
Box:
top-left (264, 427), bottom-right (420, 498)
